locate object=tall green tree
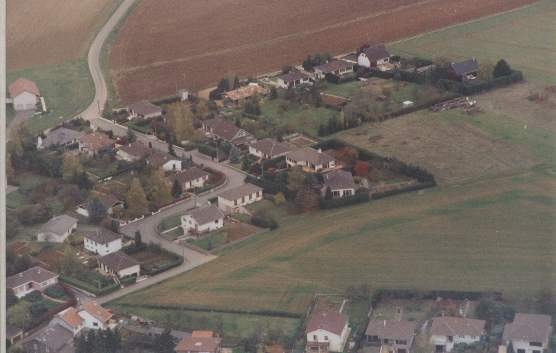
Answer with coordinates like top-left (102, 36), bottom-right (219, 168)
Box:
top-left (171, 178), bottom-right (183, 198)
top-left (147, 169), bottom-right (173, 208)
top-left (126, 178), bottom-right (149, 218)
top-left (87, 198), bottom-right (107, 224)
top-left (493, 59), bottom-right (512, 78)
top-left (154, 329), bottom-right (177, 353)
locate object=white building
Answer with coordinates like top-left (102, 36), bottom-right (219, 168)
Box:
top-left (503, 314), bottom-right (553, 353)
top-left (127, 101), bottom-right (163, 120)
top-left (51, 307), bottom-right (84, 335)
top-left (98, 251), bottom-right (140, 279)
top-left (84, 229), bottom-right (122, 256)
top-left (248, 138), bottom-right (291, 160)
top-left (430, 317), bottom-right (486, 353)
top-left (313, 60), bottom-right (355, 80)
top-left (357, 43), bottom-right (390, 70)
top-left (365, 320), bottom-right (417, 353)
top-left (306, 310), bottom-right (350, 353)
top-left (146, 150), bottom-right (183, 171)
top-left (175, 167), bottom-right (210, 191)
top-left (217, 183), bottom-right (263, 214)
top-left (6, 266), bottom-right (59, 298)
top-left (321, 170), bottom-right (356, 198)
top-left (286, 147), bottom-right (336, 172)
top-left (78, 301), bottom-right (114, 330)
top-left (9, 78), bottom-right (40, 111)
top-left (182, 205), bottom-right (225, 235)
top-left (116, 141), bottom-right (152, 162)
top-left (276, 70), bottom-right (312, 89)
top-left (37, 215), bottom-right (78, 243)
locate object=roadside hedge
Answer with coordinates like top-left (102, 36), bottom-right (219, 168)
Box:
top-left (60, 275), bottom-right (136, 296)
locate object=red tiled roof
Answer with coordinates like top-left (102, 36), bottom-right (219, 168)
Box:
top-left (9, 78), bottom-right (40, 97)
top-left (306, 310), bottom-right (348, 336)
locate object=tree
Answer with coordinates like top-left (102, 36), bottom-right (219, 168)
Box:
top-left (126, 126), bottom-right (137, 143)
top-left (147, 169), bottom-right (173, 208)
top-left (166, 102), bottom-right (197, 142)
top-left (274, 192), bottom-right (286, 205)
top-left (7, 301), bottom-right (31, 329)
top-left (287, 167), bottom-right (306, 193)
top-left (229, 146), bottom-right (241, 164)
top-left (126, 178), bottom-right (149, 218)
top-left (493, 59), bottom-right (512, 78)
top-left (87, 198), bottom-right (108, 224)
top-left (294, 186), bottom-right (320, 212)
top-left (58, 247), bottom-right (86, 278)
top-left (354, 161), bottom-right (369, 177)
top-left (171, 178), bottom-right (183, 198)
top-left (6, 152), bottom-right (15, 183)
top-left (475, 299), bottom-right (515, 325)
top-left (217, 78), bottom-right (230, 92)
top-left (233, 75), bottom-right (240, 89)
top-left (269, 87), bottom-right (278, 100)
top-left (324, 186), bottom-right (333, 200)
top-left (72, 171), bottom-right (93, 190)
top-left (134, 231), bottom-right (142, 248)
top-left (62, 154), bottom-right (83, 181)
top-left (154, 329), bottom-right (177, 353)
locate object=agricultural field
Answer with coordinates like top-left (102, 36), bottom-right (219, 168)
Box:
top-left (111, 168), bottom-right (556, 315)
top-left (389, 0), bottom-right (556, 86)
top-left (108, 0), bottom-right (534, 103)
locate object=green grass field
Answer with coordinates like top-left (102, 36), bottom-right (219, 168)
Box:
top-left (7, 59), bottom-right (94, 134)
top-left (389, 0), bottom-right (556, 86)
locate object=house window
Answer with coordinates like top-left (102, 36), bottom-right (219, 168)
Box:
top-left (516, 350), bottom-right (525, 353)
top-left (448, 336), bottom-right (453, 342)
top-left (93, 322), bottom-right (98, 327)
top-left (530, 342), bottom-right (542, 347)
top-left (396, 340), bottom-right (407, 345)
top-left (313, 335), bottom-right (317, 341)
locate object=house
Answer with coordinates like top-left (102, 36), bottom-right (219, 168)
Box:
top-left (277, 70), bottom-right (312, 89)
top-left (365, 320), bottom-right (417, 353)
top-left (306, 310), bottom-right (350, 353)
top-left (22, 324), bottom-right (74, 353)
top-left (7, 266), bottom-right (59, 298)
top-left (176, 330), bottom-right (222, 353)
top-left (217, 183), bottom-right (263, 213)
top-left (9, 78), bottom-right (40, 111)
top-left (449, 58), bottom-right (480, 82)
top-left (51, 307), bottom-right (84, 335)
top-left (75, 192), bottom-right (124, 218)
top-left (224, 83), bottom-right (268, 106)
top-left (321, 170), bottom-right (356, 198)
top-left (127, 100), bottom-right (163, 120)
top-left (202, 118), bottom-right (256, 147)
top-left (84, 228), bottom-right (122, 256)
top-left (37, 214), bottom-right (78, 243)
top-left (37, 127), bottom-right (83, 150)
top-left (174, 167), bottom-right (210, 191)
top-left (146, 150), bottom-right (183, 171)
top-left (98, 251), bottom-right (140, 279)
top-left (182, 204), bottom-right (225, 235)
top-left (430, 316), bottom-right (486, 353)
top-left (79, 301), bottom-right (114, 330)
top-left (357, 43), bottom-right (391, 70)
top-left (502, 313), bottom-right (553, 353)
top-left (116, 140), bottom-right (152, 162)
top-left (286, 147), bottom-right (336, 172)
top-left (78, 132), bottom-right (114, 156)
top-left (248, 138), bottom-right (292, 160)
top-left (313, 60), bottom-right (355, 80)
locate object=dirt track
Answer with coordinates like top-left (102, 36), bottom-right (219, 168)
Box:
top-left (109, 0), bottom-right (536, 103)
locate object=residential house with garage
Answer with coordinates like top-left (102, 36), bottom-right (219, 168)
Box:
top-left (176, 330), bottom-right (222, 353)
top-left (306, 309), bottom-right (350, 353)
top-left (313, 60), bottom-right (355, 80)
top-left (22, 324), bottom-right (74, 353)
top-left (217, 183), bottom-right (263, 214)
top-left (182, 204), bottom-right (225, 235)
top-left (98, 251), bottom-right (140, 279)
top-left (146, 150), bottom-right (183, 171)
top-left (78, 301), bottom-right (115, 330)
top-left (277, 70), bottom-right (312, 89)
top-left (201, 118), bottom-right (256, 147)
top-left (321, 169), bottom-right (356, 198)
top-left (502, 314), bottom-right (553, 353)
top-left (127, 100), bottom-right (163, 120)
top-left (365, 320), bottom-right (417, 353)
top-left (224, 83), bottom-right (268, 106)
top-left (357, 43), bottom-right (391, 70)
top-left (430, 316), bottom-right (486, 353)
top-left (51, 307), bottom-right (84, 335)
top-left (78, 132), bottom-right (114, 156)
top-left (248, 138), bottom-right (292, 160)
top-left (7, 266), bottom-right (59, 298)
top-left (37, 214), bottom-right (78, 243)
top-left (76, 191), bottom-right (124, 218)
top-left (116, 140), bottom-right (152, 162)
top-left (9, 78), bottom-right (40, 111)
top-left (84, 228), bottom-right (122, 256)
top-left (174, 167), bottom-right (210, 191)
top-left (286, 147), bottom-right (337, 172)
top-left (449, 58), bottom-right (480, 82)
top-left (37, 127), bottom-right (83, 150)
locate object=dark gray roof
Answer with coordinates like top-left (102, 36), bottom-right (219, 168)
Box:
top-left (503, 313), bottom-right (552, 343)
top-left (314, 60), bottom-right (354, 74)
top-left (41, 127), bottom-right (83, 148)
top-left (7, 266), bottom-right (58, 289)
top-left (278, 70), bottom-right (310, 83)
top-left (218, 183), bottom-right (262, 201)
top-left (118, 141), bottom-right (151, 158)
top-left (146, 150), bottom-right (180, 167)
top-left (85, 228), bottom-right (121, 244)
top-left (128, 100), bottom-right (162, 116)
top-left (39, 215), bottom-right (77, 235)
top-left (99, 251), bottom-right (139, 272)
top-left (250, 138), bottom-right (291, 157)
top-left (203, 118), bottom-right (245, 141)
top-left (185, 205), bottom-right (225, 225)
top-left (366, 320), bottom-right (416, 341)
top-left (323, 170), bottom-right (355, 190)
top-left (175, 167), bottom-right (210, 184)
top-left (286, 147), bottom-right (335, 165)
top-left (359, 43), bottom-right (390, 62)
top-left (450, 58), bottom-right (479, 76)
top-left (23, 324), bottom-right (73, 353)
top-left (431, 317), bottom-right (485, 337)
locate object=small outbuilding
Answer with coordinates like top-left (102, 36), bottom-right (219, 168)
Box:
top-left (37, 214), bottom-right (78, 243)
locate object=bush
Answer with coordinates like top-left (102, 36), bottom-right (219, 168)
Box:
top-left (319, 191), bottom-right (370, 209)
top-left (44, 284), bottom-right (68, 300)
top-left (251, 210), bottom-right (278, 229)
top-left (23, 290), bottom-right (43, 303)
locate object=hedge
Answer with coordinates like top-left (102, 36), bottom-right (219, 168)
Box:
top-left (141, 257), bottom-right (183, 276)
top-left (438, 70), bottom-right (523, 95)
top-left (60, 275), bottom-right (136, 296)
top-left (319, 192), bottom-right (370, 209)
top-left (371, 181), bottom-right (436, 199)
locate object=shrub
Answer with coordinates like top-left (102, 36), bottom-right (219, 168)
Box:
top-left (493, 59), bottom-right (512, 78)
top-left (44, 284), bottom-right (68, 300)
top-left (319, 191), bottom-right (370, 209)
top-left (251, 210), bottom-right (278, 229)
top-left (23, 290), bottom-right (43, 303)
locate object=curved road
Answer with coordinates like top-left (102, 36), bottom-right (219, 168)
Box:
top-left (76, 0), bottom-right (249, 303)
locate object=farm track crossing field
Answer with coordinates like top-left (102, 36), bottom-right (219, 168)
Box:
top-left (109, 0), bottom-right (535, 103)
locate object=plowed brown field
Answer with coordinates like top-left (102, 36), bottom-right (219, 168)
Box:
top-left (109, 0), bottom-right (536, 103)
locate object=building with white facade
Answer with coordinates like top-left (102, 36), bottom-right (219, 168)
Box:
top-left (286, 147), bottom-right (336, 172)
top-left (7, 266), bottom-right (59, 298)
top-left (37, 215), bottom-right (78, 243)
top-left (430, 317), bottom-right (486, 353)
top-left (78, 301), bottom-right (114, 330)
top-left (503, 314), bottom-right (553, 353)
top-left (175, 167), bottom-right (210, 191)
top-left (9, 78), bottom-right (40, 111)
top-left (182, 205), bottom-right (225, 235)
top-left (248, 138), bottom-right (291, 160)
top-left (365, 320), bottom-right (417, 353)
top-left (84, 229), bottom-right (122, 256)
top-left (217, 183), bottom-right (263, 214)
top-left (98, 251), bottom-right (140, 279)
top-left (321, 170), bottom-right (356, 198)
top-left (306, 310), bottom-right (350, 353)
top-left (357, 43), bottom-right (391, 70)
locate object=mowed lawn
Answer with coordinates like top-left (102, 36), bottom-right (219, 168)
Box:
top-left (112, 169), bottom-right (556, 314)
top-left (389, 0), bottom-right (556, 86)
